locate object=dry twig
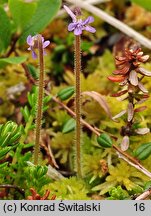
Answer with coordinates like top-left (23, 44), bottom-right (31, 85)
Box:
top-left (135, 188), bottom-right (151, 200)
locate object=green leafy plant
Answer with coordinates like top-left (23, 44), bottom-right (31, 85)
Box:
top-left (1, 0), bottom-right (151, 201)
top-left (0, 121), bottom-right (22, 160)
top-left (107, 186), bottom-right (130, 200)
top-left (25, 165), bottom-right (51, 195)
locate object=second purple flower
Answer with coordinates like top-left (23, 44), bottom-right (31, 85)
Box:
top-left (27, 35), bottom-right (50, 59)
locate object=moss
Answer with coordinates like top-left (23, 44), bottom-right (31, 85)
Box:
top-left (92, 161), bottom-right (149, 195)
top-left (51, 132), bottom-right (74, 164)
top-left (83, 151), bottom-right (108, 182)
top-left (45, 177), bottom-right (90, 200)
top-left (107, 186), bottom-right (130, 200)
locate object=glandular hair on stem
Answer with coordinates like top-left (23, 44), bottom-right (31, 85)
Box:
top-left (34, 35), bottom-right (45, 165)
top-left (74, 35), bottom-right (82, 178)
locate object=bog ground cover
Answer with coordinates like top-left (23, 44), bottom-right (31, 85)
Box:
top-left (0, 0), bottom-right (151, 200)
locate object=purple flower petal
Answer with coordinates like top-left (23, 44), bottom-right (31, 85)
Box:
top-left (63, 5), bottom-right (76, 22)
top-left (27, 34), bottom-right (51, 59)
top-left (68, 23), bottom-right (77, 31)
top-left (43, 40), bottom-right (50, 48)
top-left (41, 36), bottom-right (44, 43)
top-left (43, 50), bottom-right (47, 56)
top-left (64, 5), bottom-right (96, 35)
top-left (82, 16), bottom-right (94, 25)
top-left (74, 27), bottom-right (82, 35)
top-left (27, 35), bottom-right (32, 45)
top-left (32, 51), bottom-right (37, 59)
top-left (84, 25), bottom-right (96, 33)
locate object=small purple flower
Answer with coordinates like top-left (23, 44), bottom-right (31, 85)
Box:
top-left (27, 35), bottom-right (50, 59)
top-left (63, 5), bottom-right (96, 36)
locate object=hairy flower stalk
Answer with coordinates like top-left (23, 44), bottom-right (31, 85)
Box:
top-left (64, 5), bottom-right (96, 177)
top-left (34, 35), bottom-right (44, 165)
top-left (75, 34), bottom-right (82, 177)
top-left (27, 34), bottom-right (50, 165)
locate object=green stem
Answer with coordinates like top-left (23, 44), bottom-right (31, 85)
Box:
top-left (75, 35), bottom-right (82, 177)
top-left (34, 35), bottom-right (44, 165)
